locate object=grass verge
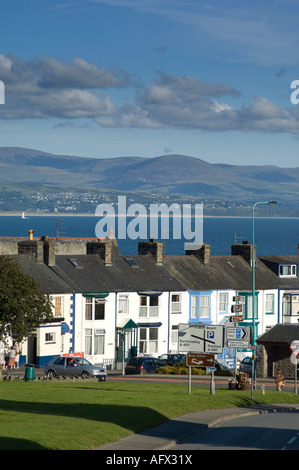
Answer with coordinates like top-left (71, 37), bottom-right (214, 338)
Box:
top-left (0, 380), bottom-right (298, 450)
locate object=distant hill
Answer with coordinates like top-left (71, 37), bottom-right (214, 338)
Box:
top-left (0, 147), bottom-right (299, 212)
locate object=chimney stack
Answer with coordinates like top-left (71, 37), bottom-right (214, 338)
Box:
top-left (86, 239), bottom-right (115, 266)
top-left (41, 236), bottom-right (56, 266)
top-left (231, 240), bottom-right (255, 265)
top-left (17, 230), bottom-right (43, 262)
top-left (186, 243), bottom-right (210, 265)
top-left (138, 239), bottom-right (164, 265)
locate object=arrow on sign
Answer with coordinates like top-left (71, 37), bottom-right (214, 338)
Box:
top-left (191, 357), bottom-right (214, 366)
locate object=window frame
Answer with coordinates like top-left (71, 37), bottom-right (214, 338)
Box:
top-left (85, 328), bottom-right (105, 355)
top-left (85, 297), bottom-right (105, 321)
top-left (139, 295), bottom-right (159, 318)
top-left (218, 292), bottom-right (228, 313)
top-left (139, 327), bottom-right (158, 354)
top-left (265, 293), bottom-right (275, 315)
top-left (171, 293), bottom-right (181, 313)
top-left (279, 264), bottom-right (297, 277)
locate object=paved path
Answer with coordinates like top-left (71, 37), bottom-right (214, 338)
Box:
top-left (95, 404), bottom-right (299, 450)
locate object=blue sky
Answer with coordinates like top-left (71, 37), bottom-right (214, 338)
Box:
top-left (1, 0), bottom-right (299, 166)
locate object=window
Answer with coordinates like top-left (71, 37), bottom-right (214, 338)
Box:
top-left (85, 297), bottom-right (105, 320)
top-left (45, 332), bottom-right (55, 343)
top-left (139, 296), bottom-right (159, 317)
top-left (118, 296), bottom-right (129, 314)
top-left (171, 294), bottom-right (181, 313)
top-left (283, 295), bottom-right (299, 317)
top-left (51, 296), bottom-right (63, 317)
top-left (200, 296), bottom-right (210, 318)
top-left (139, 327), bottom-right (158, 354)
top-left (85, 328), bottom-right (105, 355)
top-left (219, 293), bottom-right (228, 312)
top-left (279, 264), bottom-right (297, 277)
top-left (238, 293), bottom-right (258, 319)
top-left (171, 325), bottom-right (178, 344)
top-left (265, 294), bottom-right (274, 314)
top-left (191, 296), bottom-right (198, 319)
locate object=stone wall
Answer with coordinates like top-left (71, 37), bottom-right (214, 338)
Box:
top-left (256, 342), bottom-right (296, 379)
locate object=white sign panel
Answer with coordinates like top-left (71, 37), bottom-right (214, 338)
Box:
top-left (290, 340), bottom-right (299, 358)
top-left (224, 326), bottom-right (251, 349)
top-left (178, 324), bottom-right (223, 354)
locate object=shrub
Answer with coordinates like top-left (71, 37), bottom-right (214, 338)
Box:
top-left (157, 365), bottom-right (206, 375)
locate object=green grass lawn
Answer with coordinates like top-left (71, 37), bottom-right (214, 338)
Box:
top-left (0, 380), bottom-right (299, 450)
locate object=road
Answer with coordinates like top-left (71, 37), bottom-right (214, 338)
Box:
top-left (174, 410), bottom-right (299, 450)
top-left (4, 367), bottom-right (298, 392)
top-left (108, 373), bottom-right (298, 393)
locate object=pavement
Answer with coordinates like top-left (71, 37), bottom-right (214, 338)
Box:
top-left (95, 403), bottom-right (299, 450)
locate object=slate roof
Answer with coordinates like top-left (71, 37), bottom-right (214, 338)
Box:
top-left (259, 255), bottom-right (299, 290)
top-left (164, 254), bottom-right (279, 291)
top-left (50, 248), bottom-right (186, 294)
top-left (256, 323), bottom-right (299, 344)
top-left (13, 255), bottom-right (73, 295)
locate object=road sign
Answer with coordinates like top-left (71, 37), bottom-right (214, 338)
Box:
top-left (290, 340), bottom-right (299, 358)
top-left (231, 304), bottom-right (243, 313)
top-left (178, 324), bottom-right (223, 353)
top-left (230, 315), bottom-right (244, 323)
top-left (224, 326), bottom-right (251, 349)
top-left (187, 353), bottom-right (215, 368)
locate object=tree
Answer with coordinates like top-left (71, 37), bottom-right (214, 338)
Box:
top-left (0, 256), bottom-right (53, 344)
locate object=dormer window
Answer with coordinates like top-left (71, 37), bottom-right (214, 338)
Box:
top-left (279, 264), bottom-right (297, 277)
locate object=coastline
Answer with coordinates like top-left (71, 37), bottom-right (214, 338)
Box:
top-left (0, 212), bottom-right (296, 219)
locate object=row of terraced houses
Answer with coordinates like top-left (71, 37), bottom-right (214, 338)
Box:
top-left (1, 231), bottom-right (299, 372)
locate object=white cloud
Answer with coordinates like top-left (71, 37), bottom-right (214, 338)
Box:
top-left (1, 54), bottom-right (299, 136)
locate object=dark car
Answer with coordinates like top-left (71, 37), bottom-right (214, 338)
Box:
top-left (239, 356), bottom-right (252, 375)
top-left (159, 353), bottom-right (186, 366)
top-left (44, 356), bottom-right (107, 380)
top-left (125, 356), bottom-right (165, 374)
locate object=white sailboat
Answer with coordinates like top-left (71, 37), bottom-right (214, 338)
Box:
top-left (21, 212), bottom-right (28, 219)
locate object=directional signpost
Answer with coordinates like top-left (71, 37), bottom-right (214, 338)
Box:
top-left (186, 353), bottom-right (215, 368)
top-left (179, 323), bottom-right (253, 395)
top-left (224, 326), bottom-right (251, 349)
top-left (186, 352), bottom-right (215, 395)
top-left (178, 324), bottom-right (222, 395)
top-left (178, 324), bottom-right (223, 354)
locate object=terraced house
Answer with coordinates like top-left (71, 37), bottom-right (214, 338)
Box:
top-left (1, 232), bottom-right (298, 370)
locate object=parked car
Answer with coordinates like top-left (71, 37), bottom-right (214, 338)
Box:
top-left (125, 356), bottom-right (165, 374)
top-left (44, 356), bottom-right (107, 380)
top-left (239, 356), bottom-right (252, 375)
top-left (159, 353), bottom-right (186, 366)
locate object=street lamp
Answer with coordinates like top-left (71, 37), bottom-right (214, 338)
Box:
top-left (252, 201), bottom-right (277, 389)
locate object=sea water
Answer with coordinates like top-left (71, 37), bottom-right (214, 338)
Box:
top-left (0, 215), bottom-right (298, 257)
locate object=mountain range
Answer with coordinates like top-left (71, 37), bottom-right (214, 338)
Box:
top-left (0, 146), bottom-right (298, 212)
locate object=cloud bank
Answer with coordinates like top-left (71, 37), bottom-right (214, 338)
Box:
top-left (0, 54), bottom-right (298, 135)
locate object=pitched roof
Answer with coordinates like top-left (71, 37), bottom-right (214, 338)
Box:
top-left (13, 255), bottom-right (72, 295)
top-left (256, 323), bottom-right (299, 344)
top-left (164, 254), bottom-right (279, 291)
top-left (50, 251), bottom-right (186, 293)
top-left (259, 255), bottom-right (299, 290)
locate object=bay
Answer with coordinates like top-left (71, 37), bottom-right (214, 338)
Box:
top-left (0, 215), bottom-right (298, 257)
